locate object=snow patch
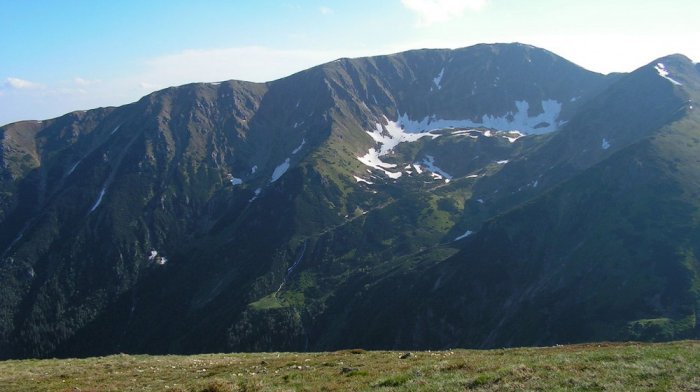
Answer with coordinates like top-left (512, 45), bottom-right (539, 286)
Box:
top-left (110, 124), bottom-right (122, 135)
top-left (451, 129), bottom-right (479, 138)
top-left (367, 117), bottom-right (440, 155)
top-left (148, 250), bottom-right (167, 265)
top-left (292, 138), bottom-right (306, 154)
top-left (504, 131), bottom-right (525, 143)
top-left (227, 173), bottom-right (243, 185)
top-left (654, 63), bottom-right (683, 86)
top-left (357, 149), bottom-right (402, 179)
top-left (353, 176), bottom-right (374, 184)
top-left (421, 155), bottom-right (453, 180)
top-left (67, 160), bottom-right (82, 176)
top-left (433, 67), bottom-right (445, 90)
top-left (430, 172), bottom-right (449, 183)
top-left (454, 230), bottom-right (474, 241)
top-left (89, 187), bottom-right (106, 213)
top-left (466, 174), bottom-right (479, 179)
top-left (357, 116), bottom-right (440, 179)
top-left (357, 149), bottom-right (397, 169)
top-left (249, 188), bottom-right (262, 202)
top-left (601, 138), bottom-right (610, 150)
top-left (251, 165), bottom-right (258, 174)
top-left (287, 241), bottom-right (307, 275)
top-left (386, 171), bottom-right (402, 180)
top-left (450, 128), bottom-right (523, 142)
top-left (271, 158), bottom-right (291, 183)
top-left (395, 100), bottom-right (563, 135)
top-left (496, 160), bottom-right (509, 165)
top-left (413, 164), bottom-right (423, 174)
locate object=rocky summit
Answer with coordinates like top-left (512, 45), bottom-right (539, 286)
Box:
top-left (1, 43), bottom-right (699, 359)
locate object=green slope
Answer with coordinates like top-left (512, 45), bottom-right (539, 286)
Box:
top-left (309, 55), bottom-right (700, 349)
top-left (1, 43), bottom-right (697, 359)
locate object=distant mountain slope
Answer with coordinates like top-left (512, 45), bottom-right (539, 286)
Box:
top-left (309, 55), bottom-right (700, 349)
top-left (0, 43), bottom-right (698, 358)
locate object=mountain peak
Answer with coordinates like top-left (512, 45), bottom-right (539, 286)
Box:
top-left (639, 53), bottom-right (699, 89)
top-left (2, 43), bottom-right (700, 359)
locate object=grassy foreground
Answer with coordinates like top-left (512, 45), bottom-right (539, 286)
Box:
top-left (1, 341), bottom-right (699, 391)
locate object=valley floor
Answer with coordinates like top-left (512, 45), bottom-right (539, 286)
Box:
top-left (1, 341), bottom-right (698, 391)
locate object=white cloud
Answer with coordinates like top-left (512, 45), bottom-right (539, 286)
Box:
top-left (4, 77), bottom-right (43, 90)
top-left (401, 0), bottom-right (487, 26)
top-left (73, 77), bottom-right (100, 87)
top-left (139, 81), bottom-right (161, 90)
top-left (319, 6), bottom-right (333, 15)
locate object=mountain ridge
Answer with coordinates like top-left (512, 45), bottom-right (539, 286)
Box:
top-left (1, 43), bottom-right (699, 358)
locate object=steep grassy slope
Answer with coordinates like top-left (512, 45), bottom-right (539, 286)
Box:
top-left (310, 56), bottom-right (700, 349)
top-left (2, 43), bottom-right (696, 359)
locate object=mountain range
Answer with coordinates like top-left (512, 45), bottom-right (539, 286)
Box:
top-left (1, 43), bottom-right (699, 359)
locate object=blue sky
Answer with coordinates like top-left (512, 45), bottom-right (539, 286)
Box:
top-left (2, 0), bottom-right (699, 125)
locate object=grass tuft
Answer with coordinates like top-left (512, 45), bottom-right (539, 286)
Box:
top-left (375, 373), bottom-right (410, 387)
